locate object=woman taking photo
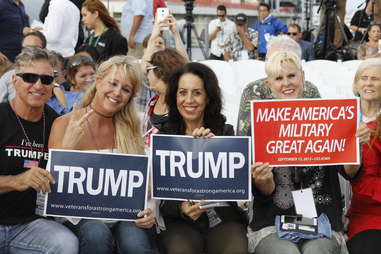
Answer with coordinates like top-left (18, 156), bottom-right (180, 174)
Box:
top-left (346, 58), bottom-right (381, 254)
top-left (143, 48), bottom-right (187, 146)
top-left (136, 13), bottom-right (188, 118)
top-left (141, 13), bottom-right (188, 71)
top-left (49, 56), bottom-right (156, 254)
top-left (247, 51), bottom-right (369, 254)
top-left (158, 62), bottom-right (248, 254)
top-left (357, 23), bottom-right (381, 60)
top-left (81, 0), bottom-right (127, 62)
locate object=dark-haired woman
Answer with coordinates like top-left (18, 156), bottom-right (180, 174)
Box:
top-left (81, 0), bottom-right (127, 62)
top-left (158, 62), bottom-right (248, 254)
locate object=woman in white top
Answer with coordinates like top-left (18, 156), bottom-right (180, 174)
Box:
top-left (49, 56), bottom-right (156, 254)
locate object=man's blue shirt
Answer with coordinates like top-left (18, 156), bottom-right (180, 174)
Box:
top-left (0, 0), bottom-right (29, 62)
top-left (252, 15), bottom-right (287, 54)
top-left (47, 90), bottom-right (83, 115)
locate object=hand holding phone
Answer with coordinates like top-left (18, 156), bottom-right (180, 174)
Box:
top-left (216, 22), bottom-right (223, 32)
top-left (157, 8), bottom-right (170, 30)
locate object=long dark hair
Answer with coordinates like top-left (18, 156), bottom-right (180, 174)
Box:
top-left (165, 62), bottom-right (226, 134)
top-left (82, 0), bottom-right (120, 33)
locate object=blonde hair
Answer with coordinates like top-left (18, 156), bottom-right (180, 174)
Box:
top-left (82, 55), bottom-right (145, 155)
top-left (265, 51), bottom-right (302, 79)
top-left (352, 58), bottom-right (381, 97)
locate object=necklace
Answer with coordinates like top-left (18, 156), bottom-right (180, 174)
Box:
top-left (88, 27), bottom-right (108, 47)
top-left (89, 104), bottom-right (114, 118)
top-left (11, 102), bottom-right (46, 165)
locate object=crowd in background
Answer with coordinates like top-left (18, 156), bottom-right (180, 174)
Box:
top-left (1, 0), bottom-right (381, 254)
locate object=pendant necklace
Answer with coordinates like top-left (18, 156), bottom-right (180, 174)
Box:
top-left (11, 101), bottom-right (46, 166)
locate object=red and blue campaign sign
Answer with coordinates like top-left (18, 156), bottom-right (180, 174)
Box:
top-left (151, 134), bottom-right (251, 201)
top-left (44, 149), bottom-right (149, 221)
top-left (251, 98), bottom-right (360, 166)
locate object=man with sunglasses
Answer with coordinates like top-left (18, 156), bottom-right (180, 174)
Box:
top-left (0, 46), bottom-right (78, 254)
top-left (208, 5), bottom-right (235, 60)
top-left (288, 24), bottom-right (315, 61)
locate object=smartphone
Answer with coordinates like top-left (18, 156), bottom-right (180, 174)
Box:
top-left (157, 8), bottom-right (170, 30)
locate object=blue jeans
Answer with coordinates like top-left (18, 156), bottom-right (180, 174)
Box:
top-left (0, 218), bottom-right (78, 254)
top-left (66, 220), bottom-right (153, 254)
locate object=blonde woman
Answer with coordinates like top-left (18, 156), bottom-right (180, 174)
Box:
top-left (49, 56), bottom-right (155, 254)
top-left (248, 51), bottom-right (368, 254)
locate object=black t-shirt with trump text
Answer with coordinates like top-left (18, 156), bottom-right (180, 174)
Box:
top-left (0, 102), bottom-right (58, 225)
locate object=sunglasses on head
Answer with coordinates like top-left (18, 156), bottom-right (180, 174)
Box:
top-left (146, 65), bottom-right (158, 72)
top-left (288, 32), bottom-right (298, 36)
top-left (16, 72), bottom-right (54, 85)
top-left (70, 56), bottom-right (94, 68)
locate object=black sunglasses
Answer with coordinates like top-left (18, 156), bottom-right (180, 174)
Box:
top-left (16, 72), bottom-right (54, 85)
top-left (217, 14), bottom-right (226, 17)
top-left (288, 32), bottom-right (298, 36)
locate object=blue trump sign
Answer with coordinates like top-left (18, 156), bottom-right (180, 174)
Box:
top-left (151, 135), bottom-right (251, 201)
top-left (44, 149), bottom-right (149, 221)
